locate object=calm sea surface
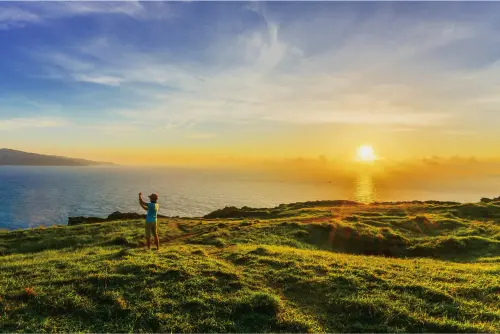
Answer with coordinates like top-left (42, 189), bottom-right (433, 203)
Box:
top-left (1, 166), bottom-right (499, 229)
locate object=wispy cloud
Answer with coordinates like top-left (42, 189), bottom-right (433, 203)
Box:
top-left (0, 7), bottom-right (40, 30)
top-left (0, 2), bottom-right (169, 30)
top-left (74, 74), bottom-right (124, 86)
top-left (263, 111), bottom-right (450, 126)
top-left (184, 132), bottom-right (217, 140)
top-left (0, 118), bottom-right (67, 131)
top-left (443, 129), bottom-right (477, 136)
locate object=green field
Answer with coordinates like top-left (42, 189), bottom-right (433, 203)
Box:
top-left (1, 201), bottom-right (499, 332)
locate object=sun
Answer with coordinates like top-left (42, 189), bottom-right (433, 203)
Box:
top-left (356, 145), bottom-right (376, 162)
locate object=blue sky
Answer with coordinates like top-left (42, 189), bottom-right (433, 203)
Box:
top-left (1, 1), bottom-right (500, 163)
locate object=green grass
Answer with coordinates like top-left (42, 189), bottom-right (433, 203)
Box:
top-left (0, 201), bottom-right (499, 332)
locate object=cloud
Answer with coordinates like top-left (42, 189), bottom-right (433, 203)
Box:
top-left (0, 2), bottom-right (168, 30)
top-left (0, 118), bottom-right (67, 131)
top-left (183, 132), bottom-right (217, 140)
top-left (82, 122), bottom-right (142, 134)
top-left (48, 2), bottom-right (145, 18)
top-left (389, 127), bottom-right (418, 133)
top-left (74, 74), bottom-right (124, 86)
top-left (43, 2), bottom-right (171, 20)
top-left (263, 111), bottom-right (450, 126)
top-left (20, 2), bottom-right (500, 131)
top-left (443, 129), bottom-right (477, 136)
top-left (0, 7), bottom-right (40, 30)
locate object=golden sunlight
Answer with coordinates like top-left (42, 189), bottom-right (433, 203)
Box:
top-left (356, 145), bottom-right (376, 162)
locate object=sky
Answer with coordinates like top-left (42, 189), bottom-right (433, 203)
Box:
top-left (2, 1), bottom-right (500, 165)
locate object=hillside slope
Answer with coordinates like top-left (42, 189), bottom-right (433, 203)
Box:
top-left (0, 148), bottom-right (113, 166)
top-left (0, 201), bottom-right (499, 332)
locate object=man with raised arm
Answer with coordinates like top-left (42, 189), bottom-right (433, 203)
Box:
top-left (139, 192), bottom-right (160, 250)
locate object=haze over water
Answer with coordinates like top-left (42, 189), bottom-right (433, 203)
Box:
top-left (1, 166), bottom-right (499, 230)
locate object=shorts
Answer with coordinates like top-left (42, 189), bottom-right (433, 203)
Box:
top-left (145, 221), bottom-right (158, 239)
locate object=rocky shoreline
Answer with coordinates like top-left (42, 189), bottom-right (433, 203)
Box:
top-left (69, 197), bottom-right (500, 226)
top-left (68, 211), bottom-right (169, 226)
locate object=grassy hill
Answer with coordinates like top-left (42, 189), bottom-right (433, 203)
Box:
top-left (0, 201), bottom-right (499, 332)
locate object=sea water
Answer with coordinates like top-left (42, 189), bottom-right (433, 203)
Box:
top-left (1, 166), bottom-right (499, 229)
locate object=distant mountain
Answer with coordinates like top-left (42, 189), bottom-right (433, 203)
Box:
top-left (0, 149), bottom-right (114, 166)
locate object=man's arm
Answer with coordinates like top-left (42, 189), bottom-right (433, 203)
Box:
top-left (138, 193), bottom-right (148, 211)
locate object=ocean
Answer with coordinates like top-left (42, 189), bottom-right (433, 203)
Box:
top-left (1, 166), bottom-right (499, 229)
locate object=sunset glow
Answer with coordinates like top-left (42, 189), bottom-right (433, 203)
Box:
top-left (356, 145), bottom-right (376, 162)
top-left (1, 2), bottom-right (500, 165)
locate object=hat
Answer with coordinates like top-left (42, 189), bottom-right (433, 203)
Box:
top-left (148, 193), bottom-right (159, 201)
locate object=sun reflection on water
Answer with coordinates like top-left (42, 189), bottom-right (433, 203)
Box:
top-left (355, 173), bottom-right (376, 203)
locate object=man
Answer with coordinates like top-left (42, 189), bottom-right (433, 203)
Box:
top-left (139, 192), bottom-right (160, 250)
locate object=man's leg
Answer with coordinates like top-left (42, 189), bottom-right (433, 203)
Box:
top-left (145, 223), bottom-right (151, 250)
top-left (153, 222), bottom-right (160, 250)
top-left (154, 235), bottom-right (160, 250)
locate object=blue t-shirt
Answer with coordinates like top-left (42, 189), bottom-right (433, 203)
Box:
top-left (146, 202), bottom-right (159, 223)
